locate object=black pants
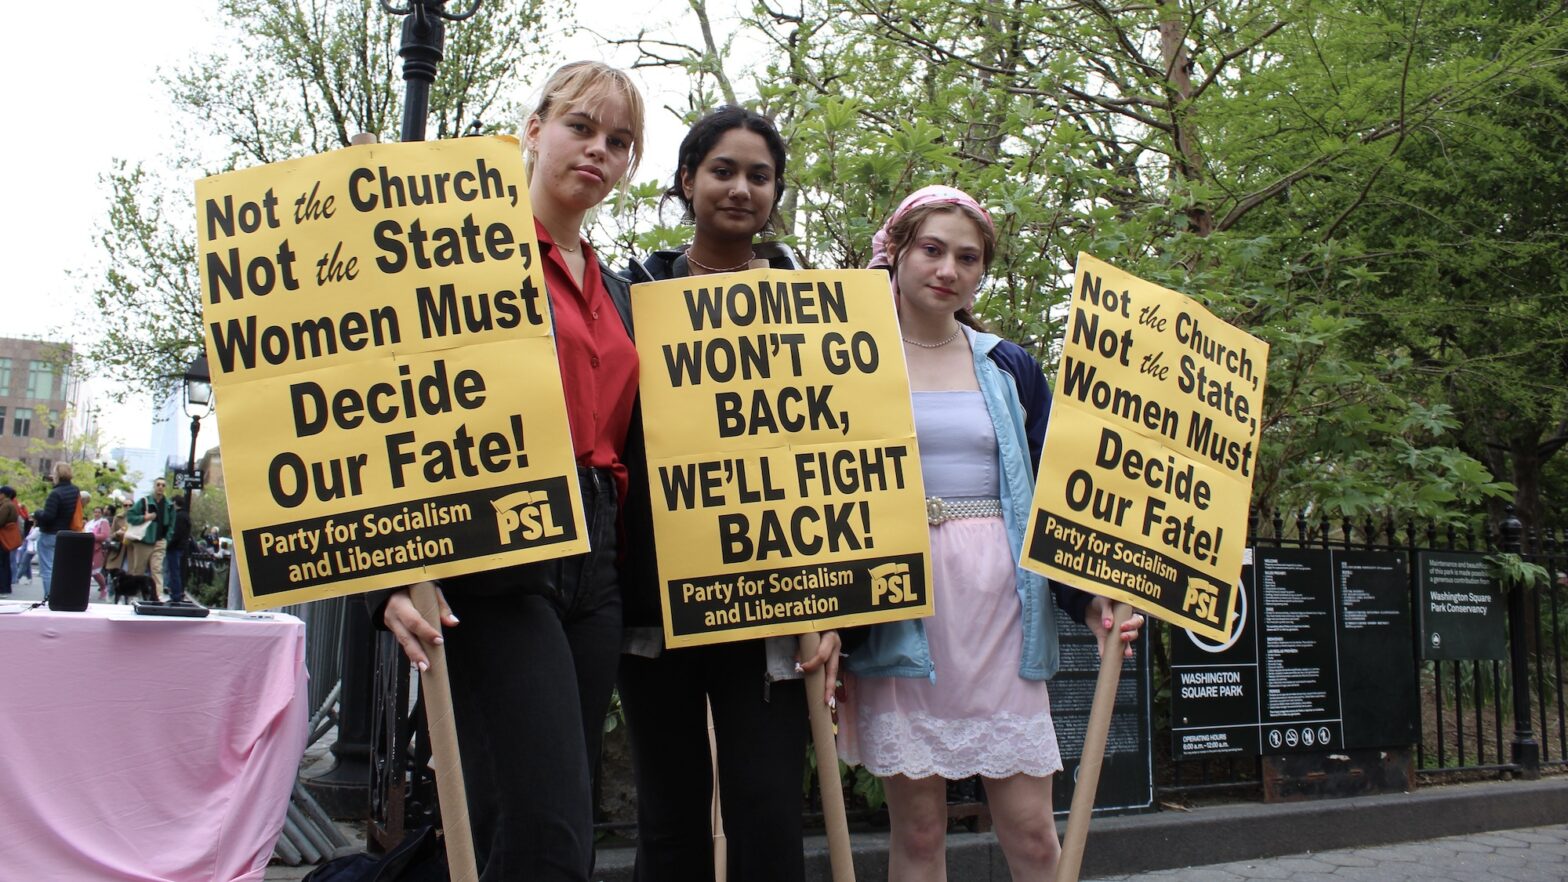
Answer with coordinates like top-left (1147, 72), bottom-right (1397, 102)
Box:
top-left (619, 639), bottom-right (808, 882)
top-left (442, 468), bottom-right (622, 882)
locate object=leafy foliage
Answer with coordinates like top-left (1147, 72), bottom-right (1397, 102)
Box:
top-left (83, 0), bottom-right (1568, 535)
top-left (85, 0), bottom-right (558, 401)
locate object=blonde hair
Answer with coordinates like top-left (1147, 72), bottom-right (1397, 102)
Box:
top-left (54, 462), bottom-right (73, 483)
top-left (523, 61), bottom-right (645, 186)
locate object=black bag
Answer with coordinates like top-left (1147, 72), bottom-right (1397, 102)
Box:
top-left (301, 825), bottom-right (447, 882)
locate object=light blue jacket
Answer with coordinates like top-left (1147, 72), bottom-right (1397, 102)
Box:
top-left (847, 326), bottom-right (1078, 682)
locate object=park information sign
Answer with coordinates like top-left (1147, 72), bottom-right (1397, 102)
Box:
top-left (1051, 622), bottom-right (1154, 816)
top-left (1416, 552), bottom-right (1506, 660)
top-left (1170, 547), bottom-right (1418, 757)
top-left (1022, 254), bottom-right (1268, 641)
top-left (631, 269), bottom-right (932, 648)
top-left (196, 137), bottom-right (587, 609)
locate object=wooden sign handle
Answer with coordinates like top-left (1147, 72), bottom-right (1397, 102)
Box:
top-left (411, 582), bottom-right (479, 882)
top-left (1055, 601), bottom-right (1133, 882)
top-left (799, 631), bottom-right (855, 882)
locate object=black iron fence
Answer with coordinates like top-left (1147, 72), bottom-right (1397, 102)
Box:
top-left (365, 508), bottom-right (1566, 842)
top-left (1162, 509), bottom-right (1565, 801)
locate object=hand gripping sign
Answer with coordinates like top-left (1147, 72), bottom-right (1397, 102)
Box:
top-left (1022, 253), bottom-right (1269, 641)
top-left (196, 137), bottom-right (587, 610)
top-left (632, 268), bottom-right (933, 648)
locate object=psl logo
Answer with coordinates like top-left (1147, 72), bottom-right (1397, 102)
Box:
top-left (492, 490), bottom-right (564, 545)
top-left (1182, 577), bottom-right (1222, 624)
top-left (869, 562), bottom-right (914, 606)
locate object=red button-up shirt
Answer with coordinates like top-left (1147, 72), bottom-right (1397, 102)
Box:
top-left (536, 220), bottom-right (639, 500)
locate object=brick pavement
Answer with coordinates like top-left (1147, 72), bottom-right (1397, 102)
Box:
top-left (1088, 824), bottom-right (1568, 882)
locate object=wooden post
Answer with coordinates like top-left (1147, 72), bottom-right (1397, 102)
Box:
top-left (709, 699), bottom-right (727, 882)
top-left (411, 581), bottom-right (479, 882)
top-left (1054, 602), bottom-right (1132, 882)
top-left (799, 631), bottom-right (855, 882)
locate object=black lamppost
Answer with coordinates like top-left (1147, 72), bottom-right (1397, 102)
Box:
top-left (381, 0), bottom-right (483, 143)
top-left (337, 2), bottom-right (486, 834)
top-left (182, 355), bottom-right (213, 498)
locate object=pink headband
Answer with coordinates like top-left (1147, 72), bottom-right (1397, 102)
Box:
top-left (867, 185), bottom-right (994, 274)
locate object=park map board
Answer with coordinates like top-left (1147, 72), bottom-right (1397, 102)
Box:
top-left (1170, 547), bottom-right (1419, 758)
top-left (195, 138), bottom-right (587, 609)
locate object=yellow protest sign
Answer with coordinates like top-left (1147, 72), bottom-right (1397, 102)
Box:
top-left (1022, 254), bottom-right (1268, 641)
top-left (196, 137), bottom-right (586, 610)
top-left (633, 269), bottom-right (932, 647)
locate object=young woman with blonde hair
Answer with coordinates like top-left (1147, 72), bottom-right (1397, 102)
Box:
top-left (380, 60), bottom-right (646, 881)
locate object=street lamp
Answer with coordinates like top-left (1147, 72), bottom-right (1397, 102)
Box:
top-left (183, 354), bottom-right (212, 494)
top-left (381, 0), bottom-right (482, 142)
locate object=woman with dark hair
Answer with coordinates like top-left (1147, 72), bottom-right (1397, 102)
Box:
top-left (379, 60), bottom-right (646, 882)
top-left (838, 185), bottom-right (1143, 880)
top-left (620, 105), bottom-right (835, 882)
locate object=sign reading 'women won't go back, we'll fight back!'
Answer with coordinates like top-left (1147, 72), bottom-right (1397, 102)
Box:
top-left (196, 138), bottom-right (585, 610)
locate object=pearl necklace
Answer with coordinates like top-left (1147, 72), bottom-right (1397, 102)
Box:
top-left (686, 251), bottom-right (754, 274)
top-left (902, 326), bottom-right (963, 349)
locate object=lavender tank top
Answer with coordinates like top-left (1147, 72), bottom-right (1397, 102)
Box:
top-left (912, 390), bottom-right (1001, 499)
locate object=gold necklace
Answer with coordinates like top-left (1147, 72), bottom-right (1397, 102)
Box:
top-left (902, 326), bottom-right (963, 349)
top-left (686, 251), bottom-right (753, 274)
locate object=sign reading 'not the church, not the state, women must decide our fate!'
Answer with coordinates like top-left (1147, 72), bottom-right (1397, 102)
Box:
top-left (196, 137), bottom-right (588, 610)
top-left (1023, 254), bottom-right (1269, 642)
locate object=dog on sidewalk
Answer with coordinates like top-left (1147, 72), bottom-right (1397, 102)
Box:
top-left (109, 570), bottom-right (159, 604)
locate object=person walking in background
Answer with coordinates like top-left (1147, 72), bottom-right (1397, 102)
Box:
top-left (15, 521), bottom-right (38, 587)
top-left (164, 495), bottom-right (192, 604)
top-left (0, 486), bottom-right (19, 596)
top-left (34, 463), bottom-right (82, 602)
top-left (126, 478), bottom-right (176, 602)
top-left (87, 505), bottom-right (111, 600)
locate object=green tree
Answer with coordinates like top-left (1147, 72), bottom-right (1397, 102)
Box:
top-left (734, 0), bottom-right (1564, 526)
top-left (191, 486), bottom-right (232, 538)
top-left (0, 458), bottom-right (49, 511)
top-left (84, 0), bottom-right (558, 402)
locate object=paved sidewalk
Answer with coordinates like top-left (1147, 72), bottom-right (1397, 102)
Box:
top-left (261, 823), bottom-right (1568, 880)
top-left (1089, 824), bottom-right (1568, 881)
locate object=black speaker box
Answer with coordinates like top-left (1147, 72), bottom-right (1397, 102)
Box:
top-left (48, 530), bottom-right (94, 612)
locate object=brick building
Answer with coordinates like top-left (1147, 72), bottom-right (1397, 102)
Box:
top-left (0, 337), bottom-right (84, 475)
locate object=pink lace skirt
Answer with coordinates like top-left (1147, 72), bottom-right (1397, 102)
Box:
top-left (839, 516), bottom-right (1062, 779)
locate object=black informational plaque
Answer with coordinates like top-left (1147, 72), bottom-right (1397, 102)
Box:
top-left (1051, 617), bottom-right (1154, 816)
top-left (1335, 552), bottom-right (1418, 747)
top-left (1416, 552), bottom-right (1506, 660)
top-left (1172, 547), bottom-right (1417, 757)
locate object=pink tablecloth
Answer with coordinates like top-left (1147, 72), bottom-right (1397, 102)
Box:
top-left (0, 603), bottom-right (308, 882)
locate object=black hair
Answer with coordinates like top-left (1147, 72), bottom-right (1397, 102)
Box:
top-left (662, 106), bottom-right (788, 232)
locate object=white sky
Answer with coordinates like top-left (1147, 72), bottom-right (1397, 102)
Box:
top-left (5, 0), bottom-right (744, 452)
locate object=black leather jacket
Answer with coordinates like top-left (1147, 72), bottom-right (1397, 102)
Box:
top-left (618, 243), bottom-right (802, 629)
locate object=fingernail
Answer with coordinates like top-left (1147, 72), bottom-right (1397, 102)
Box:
top-left (828, 695), bottom-right (837, 710)
top-left (417, 661), bottom-right (429, 673)
top-left (448, 615), bottom-right (460, 624)
top-left (794, 662), bottom-right (804, 673)
top-left (433, 636), bottom-right (444, 645)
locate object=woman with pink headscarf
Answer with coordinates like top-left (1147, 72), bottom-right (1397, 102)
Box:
top-left (839, 185), bottom-right (1143, 879)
